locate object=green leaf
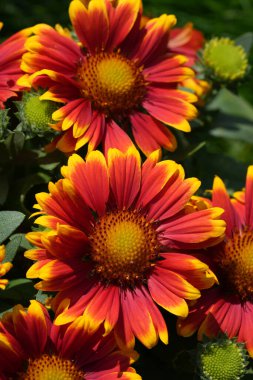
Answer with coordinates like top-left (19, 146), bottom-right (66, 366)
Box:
top-left (12, 131), bottom-right (25, 152)
top-left (12, 233), bottom-right (33, 250)
top-left (207, 88), bottom-right (253, 120)
top-left (0, 278), bottom-right (36, 301)
top-left (210, 113), bottom-right (253, 143)
top-left (0, 175), bottom-right (9, 206)
top-left (0, 142), bottom-right (10, 164)
top-left (0, 108), bottom-right (10, 140)
top-left (4, 233), bottom-right (32, 263)
top-left (235, 32), bottom-right (253, 54)
top-left (208, 89), bottom-right (253, 143)
top-left (35, 290), bottom-right (49, 304)
top-left (207, 137), bottom-right (253, 164)
top-left (189, 145), bottom-right (248, 192)
top-left (0, 211), bottom-right (25, 244)
top-left (5, 131), bottom-right (25, 156)
top-left (4, 235), bottom-right (22, 263)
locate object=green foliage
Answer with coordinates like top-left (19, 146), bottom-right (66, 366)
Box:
top-left (0, 211), bottom-right (25, 244)
top-left (5, 233), bottom-right (32, 262)
top-left (0, 109), bottom-right (10, 140)
top-left (0, 279), bottom-right (37, 316)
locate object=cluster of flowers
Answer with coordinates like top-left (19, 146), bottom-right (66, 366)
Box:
top-left (0, 0), bottom-right (252, 378)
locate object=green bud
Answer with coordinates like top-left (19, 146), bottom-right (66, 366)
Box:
top-left (15, 90), bottom-right (59, 137)
top-left (197, 336), bottom-right (248, 380)
top-left (203, 37), bottom-right (248, 82)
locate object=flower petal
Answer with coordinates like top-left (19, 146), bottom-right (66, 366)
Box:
top-left (238, 302), bottom-right (253, 357)
top-left (147, 169), bottom-right (200, 221)
top-left (136, 158), bottom-right (179, 210)
top-left (69, 0), bottom-right (109, 53)
top-left (143, 55), bottom-right (193, 83)
top-left (149, 267), bottom-right (200, 317)
top-left (158, 207), bottom-right (226, 247)
top-left (177, 288), bottom-right (220, 337)
top-left (82, 285), bottom-right (120, 335)
top-left (67, 151), bottom-right (109, 216)
top-left (106, 0), bottom-right (141, 50)
top-left (107, 147), bottom-right (141, 209)
top-left (130, 112), bottom-right (177, 156)
top-left (245, 165), bottom-right (253, 228)
top-left (143, 87), bottom-right (197, 132)
top-left (133, 14), bottom-right (176, 66)
top-left (212, 176), bottom-right (238, 237)
top-left (103, 120), bottom-right (134, 156)
top-left (123, 288), bottom-right (159, 349)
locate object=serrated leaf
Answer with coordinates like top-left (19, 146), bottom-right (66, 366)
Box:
top-left (0, 211), bottom-right (25, 244)
top-left (235, 32), bottom-right (253, 54)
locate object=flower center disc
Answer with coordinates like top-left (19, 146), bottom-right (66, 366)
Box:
top-left (89, 210), bottom-right (159, 286)
top-left (21, 354), bottom-right (85, 380)
top-left (203, 38), bottom-right (248, 81)
top-left (78, 52), bottom-right (146, 115)
top-left (214, 230), bottom-right (253, 301)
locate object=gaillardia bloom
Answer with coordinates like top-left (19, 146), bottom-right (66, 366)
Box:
top-left (0, 24), bottom-right (32, 109)
top-left (20, 0), bottom-right (197, 155)
top-left (168, 23), bottom-right (204, 67)
top-left (26, 147), bottom-right (225, 349)
top-left (0, 300), bottom-right (140, 379)
top-left (0, 245), bottom-right (12, 289)
top-left (178, 166), bottom-right (253, 357)
top-left (168, 23), bottom-right (211, 105)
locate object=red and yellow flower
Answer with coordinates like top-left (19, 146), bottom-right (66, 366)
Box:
top-left (20, 0), bottom-right (197, 155)
top-left (178, 166), bottom-right (253, 357)
top-left (168, 23), bottom-right (204, 67)
top-left (0, 300), bottom-right (140, 379)
top-left (0, 245), bottom-right (12, 289)
top-left (25, 147), bottom-right (225, 350)
top-left (0, 24), bottom-right (32, 109)
top-left (167, 23), bottom-right (211, 103)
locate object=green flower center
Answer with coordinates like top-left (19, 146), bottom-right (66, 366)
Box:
top-left (198, 339), bottom-right (247, 380)
top-left (203, 37), bottom-right (248, 81)
top-left (24, 95), bottom-right (58, 131)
